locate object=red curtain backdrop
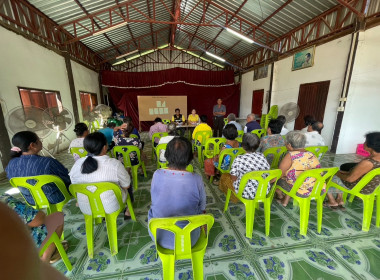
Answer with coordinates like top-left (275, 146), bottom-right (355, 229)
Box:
top-left (102, 68), bottom-right (240, 131)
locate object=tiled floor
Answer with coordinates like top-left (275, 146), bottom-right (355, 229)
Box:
top-left (1, 133), bottom-right (380, 280)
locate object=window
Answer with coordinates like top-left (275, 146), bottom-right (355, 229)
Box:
top-left (18, 87), bottom-right (62, 111)
top-left (79, 91), bottom-right (98, 118)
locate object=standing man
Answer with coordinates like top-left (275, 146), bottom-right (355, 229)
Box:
top-left (213, 98), bottom-right (226, 137)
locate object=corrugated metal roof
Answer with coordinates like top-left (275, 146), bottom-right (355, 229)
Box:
top-left (23, 0), bottom-right (360, 69)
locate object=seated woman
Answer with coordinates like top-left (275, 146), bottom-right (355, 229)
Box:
top-left (148, 137), bottom-right (206, 249)
top-left (113, 122), bottom-right (144, 166)
top-left (204, 124), bottom-right (239, 182)
top-left (69, 123), bottom-right (89, 161)
top-left (230, 133), bottom-right (271, 198)
top-left (257, 119), bottom-right (286, 165)
top-left (276, 131), bottom-right (321, 207)
top-left (157, 123), bottom-right (177, 163)
top-left (5, 131), bottom-right (71, 206)
top-left (188, 109), bottom-right (200, 126)
top-left (0, 194), bottom-right (66, 263)
top-left (69, 132), bottom-right (133, 219)
top-left (326, 132), bottom-right (380, 209)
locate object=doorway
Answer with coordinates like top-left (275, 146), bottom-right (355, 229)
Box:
top-left (252, 89), bottom-right (264, 117)
top-left (294, 81), bottom-right (330, 130)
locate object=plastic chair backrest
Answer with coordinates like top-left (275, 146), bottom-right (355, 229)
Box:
top-left (263, 146), bottom-right (288, 169)
top-left (237, 169), bottom-right (282, 200)
top-left (291, 167), bottom-right (339, 198)
top-left (268, 105), bottom-right (278, 119)
top-left (130, 134), bottom-right (139, 139)
top-left (9, 175), bottom-right (72, 213)
top-left (204, 137), bottom-right (227, 157)
top-left (149, 214), bottom-right (214, 259)
top-left (70, 147), bottom-right (88, 158)
top-left (112, 145), bottom-right (142, 168)
top-left (251, 129), bottom-right (266, 138)
top-left (152, 132), bottom-right (169, 147)
top-left (69, 182), bottom-right (124, 217)
top-left (162, 119), bottom-right (171, 125)
top-left (304, 146), bottom-right (329, 160)
top-left (260, 114), bottom-right (267, 128)
top-left (194, 130), bottom-right (213, 145)
top-left (161, 165), bottom-right (194, 172)
top-left (237, 130), bottom-right (244, 138)
top-left (156, 143), bottom-right (168, 168)
top-left (217, 148), bottom-right (246, 173)
top-left (349, 167), bottom-right (380, 194)
top-left (224, 118), bottom-right (228, 125)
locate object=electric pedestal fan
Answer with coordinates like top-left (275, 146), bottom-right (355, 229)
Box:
top-left (42, 107), bottom-right (74, 154)
top-left (5, 106), bottom-right (54, 157)
top-left (94, 104), bottom-right (113, 127)
top-left (279, 102), bottom-right (300, 124)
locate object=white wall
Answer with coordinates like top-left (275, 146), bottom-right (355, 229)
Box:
top-left (240, 35), bottom-right (352, 148)
top-left (337, 26), bottom-right (380, 153)
top-left (0, 26), bottom-right (99, 172)
top-left (239, 64), bottom-right (271, 118)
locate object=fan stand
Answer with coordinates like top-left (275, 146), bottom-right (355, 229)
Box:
top-left (41, 146), bottom-right (56, 159)
top-left (53, 130), bottom-right (71, 155)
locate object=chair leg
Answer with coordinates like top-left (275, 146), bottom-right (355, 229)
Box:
top-left (53, 233), bottom-right (72, 271)
top-left (362, 196), bottom-right (375, 231)
top-left (126, 196), bottom-right (136, 221)
top-left (317, 198), bottom-right (323, 234)
top-left (161, 254), bottom-right (175, 280)
top-left (142, 162), bottom-right (147, 177)
top-left (224, 189), bottom-right (232, 212)
top-left (209, 176), bottom-right (213, 184)
top-left (132, 166), bottom-right (138, 190)
top-left (376, 196), bottom-right (380, 228)
top-left (192, 251), bottom-right (205, 280)
top-left (264, 200), bottom-right (271, 236)
top-left (245, 202), bottom-right (256, 239)
top-left (105, 216), bottom-right (119, 256)
top-left (349, 194), bottom-right (356, 203)
top-left (299, 200), bottom-right (311, 236)
top-left (342, 192), bottom-right (348, 203)
top-left (84, 215), bottom-right (94, 258)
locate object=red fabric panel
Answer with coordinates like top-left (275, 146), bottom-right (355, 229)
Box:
top-left (103, 68), bottom-right (240, 131)
top-left (102, 68), bottom-right (235, 88)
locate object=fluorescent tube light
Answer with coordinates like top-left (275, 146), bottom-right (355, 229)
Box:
top-left (205, 51), bottom-right (225, 62)
top-left (116, 49), bottom-right (139, 60)
top-left (112, 59), bottom-right (127, 66)
top-left (173, 46), bottom-right (224, 68)
top-left (226, 27), bottom-right (254, 44)
top-left (93, 22), bottom-right (128, 36)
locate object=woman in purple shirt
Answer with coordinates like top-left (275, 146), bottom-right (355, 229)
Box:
top-left (148, 137), bottom-right (206, 249)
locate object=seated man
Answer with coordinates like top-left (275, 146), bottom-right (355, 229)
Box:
top-left (300, 115), bottom-right (315, 132)
top-left (149, 118), bottom-right (168, 147)
top-left (172, 108), bottom-right (186, 136)
top-left (98, 122), bottom-right (116, 147)
top-left (305, 121), bottom-right (325, 147)
top-left (224, 113), bottom-right (242, 132)
top-left (244, 113), bottom-right (261, 133)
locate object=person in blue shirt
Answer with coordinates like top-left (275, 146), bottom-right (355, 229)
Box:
top-left (98, 122), bottom-right (116, 147)
top-left (5, 131), bottom-right (71, 205)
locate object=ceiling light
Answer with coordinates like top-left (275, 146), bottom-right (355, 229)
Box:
top-left (112, 59), bottom-right (127, 66)
top-left (226, 27), bottom-right (254, 44)
top-left (205, 52), bottom-right (225, 62)
top-left (115, 49), bottom-right (139, 60)
top-left (93, 22), bottom-right (128, 36)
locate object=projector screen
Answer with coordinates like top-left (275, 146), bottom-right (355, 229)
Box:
top-left (137, 96), bottom-right (187, 121)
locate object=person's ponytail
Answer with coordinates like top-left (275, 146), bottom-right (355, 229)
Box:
top-left (81, 154), bottom-right (98, 174)
top-left (10, 131), bottom-right (39, 159)
top-left (80, 132), bottom-right (107, 174)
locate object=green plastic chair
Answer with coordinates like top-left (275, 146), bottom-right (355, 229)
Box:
top-left (193, 130), bottom-right (213, 167)
top-left (151, 132), bottom-right (169, 158)
top-left (263, 146), bottom-right (288, 169)
top-left (328, 168), bottom-right (380, 231)
top-left (130, 134), bottom-right (139, 139)
top-left (251, 129), bottom-right (266, 138)
top-left (149, 214), bottom-right (214, 280)
top-left (224, 169), bottom-right (282, 238)
top-left (69, 182), bottom-right (136, 258)
top-left (162, 119), bottom-right (171, 124)
top-left (260, 114), bottom-right (271, 131)
top-left (210, 147), bottom-right (246, 183)
top-left (70, 147), bottom-right (88, 159)
top-left (304, 146), bottom-right (329, 160)
top-left (39, 232), bottom-right (72, 271)
top-left (235, 137), bottom-right (242, 143)
top-left (112, 145), bottom-right (147, 190)
top-left (268, 105), bottom-right (278, 119)
top-left (237, 130), bottom-right (244, 138)
top-left (275, 167), bottom-right (339, 236)
top-left (202, 137), bottom-right (227, 162)
top-left (9, 175), bottom-right (72, 215)
top-left (224, 118), bottom-right (228, 125)
top-left (91, 120), bottom-right (100, 132)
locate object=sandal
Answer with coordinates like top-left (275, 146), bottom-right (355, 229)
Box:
top-left (323, 203), bottom-right (338, 210)
top-left (338, 204), bottom-right (346, 211)
top-left (49, 241), bottom-right (69, 264)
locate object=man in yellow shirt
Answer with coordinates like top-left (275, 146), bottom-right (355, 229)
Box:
top-left (192, 115), bottom-right (212, 142)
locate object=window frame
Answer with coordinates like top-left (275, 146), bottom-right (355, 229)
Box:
top-left (17, 86), bottom-right (62, 111)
